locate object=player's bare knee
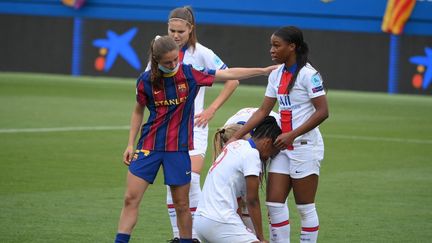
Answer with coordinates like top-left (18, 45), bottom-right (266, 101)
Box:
top-left (173, 200), bottom-right (189, 213)
top-left (123, 192), bottom-right (140, 208)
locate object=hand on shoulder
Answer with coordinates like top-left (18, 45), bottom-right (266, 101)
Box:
top-left (264, 65), bottom-right (279, 75)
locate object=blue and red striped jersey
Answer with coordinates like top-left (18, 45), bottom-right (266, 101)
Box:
top-left (135, 63), bottom-right (215, 151)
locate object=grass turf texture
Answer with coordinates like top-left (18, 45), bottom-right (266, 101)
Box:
top-left (0, 72), bottom-right (431, 242)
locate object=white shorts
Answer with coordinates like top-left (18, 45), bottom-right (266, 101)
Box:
top-left (189, 125), bottom-right (208, 157)
top-left (269, 145), bottom-right (324, 179)
top-left (194, 215), bottom-right (258, 243)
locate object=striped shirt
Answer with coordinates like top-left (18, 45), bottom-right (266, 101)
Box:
top-left (136, 63), bottom-right (215, 151)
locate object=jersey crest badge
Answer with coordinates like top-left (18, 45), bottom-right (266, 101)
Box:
top-left (177, 83), bottom-right (187, 93)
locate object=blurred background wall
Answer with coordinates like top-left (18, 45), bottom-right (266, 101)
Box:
top-left (0, 0), bottom-right (431, 94)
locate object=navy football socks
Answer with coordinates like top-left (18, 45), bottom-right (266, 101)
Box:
top-left (115, 233), bottom-right (130, 243)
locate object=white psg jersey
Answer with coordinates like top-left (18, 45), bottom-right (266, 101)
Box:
top-left (224, 107), bottom-right (281, 127)
top-left (182, 43), bottom-right (227, 116)
top-left (196, 139), bottom-right (261, 224)
top-left (265, 63), bottom-right (325, 147)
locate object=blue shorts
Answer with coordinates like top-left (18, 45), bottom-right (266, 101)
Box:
top-left (129, 150), bottom-right (191, 186)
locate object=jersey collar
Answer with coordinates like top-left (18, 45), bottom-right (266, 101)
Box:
top-left (181, 44), bottom-right (189, 53)
top-left (248, 138), bottom-right (257, 149)
top-left (284, 63), bottom-right (297, 73)
top-left (162, 71), bottom-right (178, 77)
top-left (179, 45), bottom-right (188, 62)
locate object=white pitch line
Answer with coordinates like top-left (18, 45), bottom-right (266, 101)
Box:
top-left (0, 125), bottom-right (130, 133)
top-left (326, 134), bottom-right (432, 144)
top-left (0, 126), bottom-right (431, 145)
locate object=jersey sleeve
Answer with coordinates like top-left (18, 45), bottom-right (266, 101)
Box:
top-left (265, 69), bottom-right (279, 98)
top-left (304, 71), bottom-right (326, 98)
top-left (200, 45), bottom-right (227, 70)
top-left (241, 148), bottom-right (261, 177)
top-left (136, 78), bottom-right (147, 105)
top-left (190, 64), bottom-right (216, 87)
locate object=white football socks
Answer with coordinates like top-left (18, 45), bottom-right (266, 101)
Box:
top-left (267, 202), bottom-right (290, 243)
top-left (297, 203), bottom-right (319, 243)
top-left (189, 172), bottom-right (201, 239)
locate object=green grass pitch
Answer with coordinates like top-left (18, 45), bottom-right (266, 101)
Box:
top-left (0, 72), bottom-right (431, 242)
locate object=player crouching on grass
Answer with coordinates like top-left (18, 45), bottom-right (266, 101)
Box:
top-left (194, 116), bottom-right (281, 243)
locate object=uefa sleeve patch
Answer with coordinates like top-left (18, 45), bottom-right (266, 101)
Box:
top-left (311, 73), bottom-right (322, 87)
top-left (213, 55), bottom-right (223, 67)
top-left (312, 86), bottom-right (324, 93)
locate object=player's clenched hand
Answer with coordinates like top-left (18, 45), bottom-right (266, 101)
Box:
top-left (123, 145), bottom-right (134, 166)
top-left (274, 132), bottom-right (295, 150)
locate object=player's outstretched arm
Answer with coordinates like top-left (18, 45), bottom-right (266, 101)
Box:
top-left (214, 65), bottom-right (277, 82)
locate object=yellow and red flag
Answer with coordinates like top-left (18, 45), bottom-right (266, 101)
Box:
top-left (382, 0), bottom-right (416, 35)
top-left (61, 0), bottom-right (86, 9)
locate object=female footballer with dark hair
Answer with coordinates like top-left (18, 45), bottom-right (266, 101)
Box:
top-left (229, 26), bottom-right (329, 243)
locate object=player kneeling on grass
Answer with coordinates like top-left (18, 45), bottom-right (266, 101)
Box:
top-left (212, 107), bottom-right (281, 234)
top-left (194, 116), bottom-right (281, 243)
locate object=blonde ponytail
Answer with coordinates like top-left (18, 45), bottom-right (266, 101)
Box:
top-left (212, 123), bottom-right (249, 161)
